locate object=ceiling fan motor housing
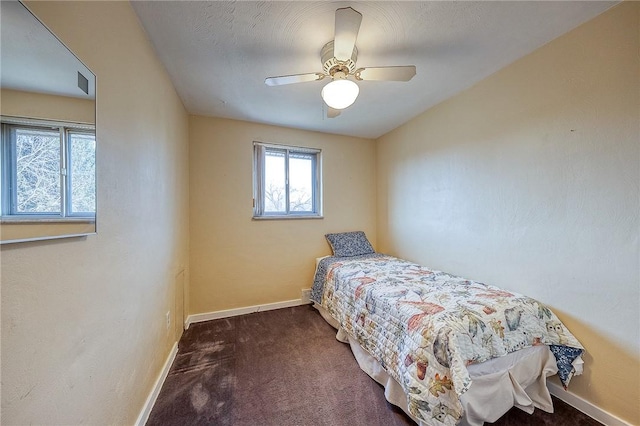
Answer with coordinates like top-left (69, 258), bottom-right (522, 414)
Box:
top-left (321, 40), bottom-right (358, 77)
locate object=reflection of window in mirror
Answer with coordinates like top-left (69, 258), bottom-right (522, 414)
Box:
top-left (1, 118), bottom-right (96, 219)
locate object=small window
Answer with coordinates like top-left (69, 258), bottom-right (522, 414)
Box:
top-left (253, 142), bottom-right (322, 219)
top-left (1, 119), bottom-right (95, 219)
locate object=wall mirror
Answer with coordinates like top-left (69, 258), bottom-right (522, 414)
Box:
top-left (0, 0), bottom-right (96, 244)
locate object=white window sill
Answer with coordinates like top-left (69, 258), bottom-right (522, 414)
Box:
top-left (252, 215), bottom-right (323, 221)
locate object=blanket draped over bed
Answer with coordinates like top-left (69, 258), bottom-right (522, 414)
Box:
top-left (311, 254), bottom-right (584, 425)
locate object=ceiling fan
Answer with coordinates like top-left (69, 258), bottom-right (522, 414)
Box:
top-left (264, 7), bottom-right (416, 118)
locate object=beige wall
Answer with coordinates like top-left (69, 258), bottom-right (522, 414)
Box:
top-left (376, 2), bottom-right (639, 423)
top-left (0, 2), bottom-right (189, 425)
top-left (1, 89), bottom-right (95, 124)
top-left (189, 116), bottom-right (376, 314)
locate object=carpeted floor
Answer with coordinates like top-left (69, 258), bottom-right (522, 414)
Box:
top-left (147, 305), bottom-right (601, 426)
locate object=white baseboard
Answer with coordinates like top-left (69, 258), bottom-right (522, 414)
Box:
top-left (185, 298), bottom-right (310, 328)
top-left (548, 381), bottom-right (632, 426)
top-left (135, 342), bottom-right (178, 426)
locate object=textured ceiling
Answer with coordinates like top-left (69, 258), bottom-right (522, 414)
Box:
top-left (131, 1), bottom-right (616, 139)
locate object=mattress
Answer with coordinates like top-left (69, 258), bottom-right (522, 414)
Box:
top-left (312, 255), bottom-right (584, 425)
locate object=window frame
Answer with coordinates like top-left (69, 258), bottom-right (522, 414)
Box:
top-left (0, 116), bottom-right (96, 221)
top-left (253, 141), bottom-right (322, 220)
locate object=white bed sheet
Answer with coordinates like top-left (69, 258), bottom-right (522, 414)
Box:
top-left (314, 303), bottom-right (558, 426)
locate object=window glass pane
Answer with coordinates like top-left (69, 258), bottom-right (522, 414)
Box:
top-left (253, 143), bottom-right (321, 218)
top-left (289, 153), bottom-right (313, 212)
top-left (69, 132), bottom-right (96, 213)
top-left (14, 128), bottom-right (61, 213)
top-left (264, 149), bottom-right (286, 213)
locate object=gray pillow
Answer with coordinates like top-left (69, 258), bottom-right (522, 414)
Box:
top-left (325, 231), bottom-right (375, 257)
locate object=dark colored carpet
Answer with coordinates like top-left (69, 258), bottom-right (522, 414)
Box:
top-left (147, 305), bottom-right (601, 426)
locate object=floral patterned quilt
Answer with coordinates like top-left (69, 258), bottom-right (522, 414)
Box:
top-left (311, 254), bottom-right (584, 425)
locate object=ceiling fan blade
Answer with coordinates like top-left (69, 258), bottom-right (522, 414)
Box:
top-left (334, 7), bottom-right (362, 61)
top-left (355, 66), bottom-right (416, 82)
top-left (327, 107), bottom-right (341, 118)
top-left (265, 73), bottom-right (325, 86)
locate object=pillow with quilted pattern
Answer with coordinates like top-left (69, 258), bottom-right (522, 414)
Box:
top-left (325, 231), bottom-right (375, 257)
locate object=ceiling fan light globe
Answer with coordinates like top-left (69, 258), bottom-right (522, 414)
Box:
top-left (321, 79), bottom-right (359, 110)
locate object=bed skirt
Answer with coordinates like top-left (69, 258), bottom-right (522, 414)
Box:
top-left (314, 303), bottom-right (558, 426)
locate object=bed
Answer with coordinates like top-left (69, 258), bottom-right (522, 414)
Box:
top-left (311, 232), bottom-right (584, 426)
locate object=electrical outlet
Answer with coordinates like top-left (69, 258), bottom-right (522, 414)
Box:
top-left (165, 311), bottom-right (171, 330)
top-left (301, 289), bottom-right (311, 304)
